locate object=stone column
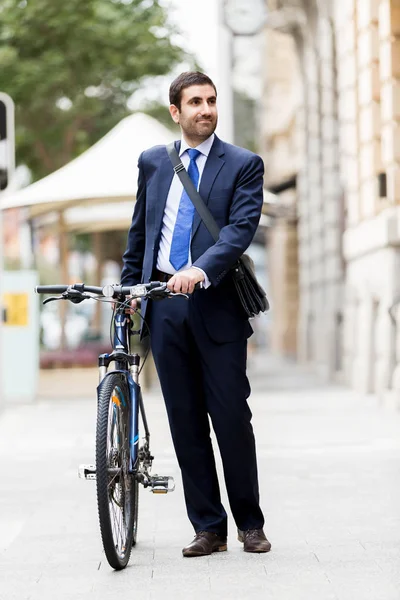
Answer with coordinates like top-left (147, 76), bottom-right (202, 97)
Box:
top-left (335, 0), bottom-right (361, 227)
top-left (297, 12), bottom-right (344, 378)
top-left (318, 15), bottom-right (345, 377)
top-left (269, 215), bottom-right (299, 357)
top-left (261, 27), bottom-right (301, 357)
top-left (335, 0), bottom-right (361, 380)
top-left (380, 0), bottom-right (400, 405)
top-left (297, 42), bottom-right (323, 367)
top-left (357, 0), bottom-right (382, 218)
top-left (379, 0), bottom-right (400, 205)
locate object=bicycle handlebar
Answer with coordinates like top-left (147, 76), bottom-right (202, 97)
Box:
top-left (35, 281), bottom-right (200, 301)
top-left (35, 283), bottom-right (131, 296)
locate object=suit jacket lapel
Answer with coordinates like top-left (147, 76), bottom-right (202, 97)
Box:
top-left (153, 142), bottom-right (178, 247)
top-left (192, 135), bottom-right (225, 239)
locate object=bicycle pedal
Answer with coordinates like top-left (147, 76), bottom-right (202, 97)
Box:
top-left (78, 464), bottom-right (96, 480)
top-left (148, 475), bottom-right (175, 494)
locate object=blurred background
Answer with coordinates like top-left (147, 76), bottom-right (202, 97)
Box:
top-left (0, 0), bottom-right (399, 405)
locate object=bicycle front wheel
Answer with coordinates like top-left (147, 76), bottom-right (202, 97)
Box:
top-left (96, 373), bottom-right (138, 569)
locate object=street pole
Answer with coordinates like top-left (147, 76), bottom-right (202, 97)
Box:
top-left (219, 0), bottom-right (268, 145)
top-left (0, 93), bottom-right (15, 407)
top-left (217, 0), bottom-right (234, 144)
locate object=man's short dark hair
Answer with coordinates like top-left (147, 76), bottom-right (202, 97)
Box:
top-left (169, 72), bottom-right (217, 110)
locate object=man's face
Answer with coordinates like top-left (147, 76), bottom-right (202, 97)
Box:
top-left (170, 84), bottom-right (218, 142)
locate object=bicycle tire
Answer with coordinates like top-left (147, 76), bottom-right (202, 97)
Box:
top-left (96, 373), bottom-right (138, 569)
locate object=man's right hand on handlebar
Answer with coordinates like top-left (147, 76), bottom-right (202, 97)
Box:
top-left (167, 267), bottom-right (204, 294)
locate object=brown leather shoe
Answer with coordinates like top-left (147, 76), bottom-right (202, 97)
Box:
top-left (182, 531), bottom-right (227, 557)
top-left (237, 528), bottom-right (271, 553)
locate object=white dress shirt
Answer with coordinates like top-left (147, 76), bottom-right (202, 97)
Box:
top-left (156, 134), bottom-right (215, 287)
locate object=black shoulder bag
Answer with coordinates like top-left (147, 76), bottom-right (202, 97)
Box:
top-left (166, 142), bottom-right (269, 318)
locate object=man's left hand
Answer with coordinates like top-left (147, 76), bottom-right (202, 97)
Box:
top-left (167, 268), bottom-right (204, 294)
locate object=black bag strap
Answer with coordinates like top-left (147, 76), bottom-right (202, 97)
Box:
top-left (166, 142), bottom-right (220, 243)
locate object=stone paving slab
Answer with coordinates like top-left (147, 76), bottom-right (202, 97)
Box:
top-left (1, 355), bottom-right (400, 599)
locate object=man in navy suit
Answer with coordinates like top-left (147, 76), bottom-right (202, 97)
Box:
top-left (121, 72), bottom-right (270, 557)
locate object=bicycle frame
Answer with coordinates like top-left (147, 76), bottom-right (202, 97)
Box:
top-left (97, 305), bottom-right (150, 472)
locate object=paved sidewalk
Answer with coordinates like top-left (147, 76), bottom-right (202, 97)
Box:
top-left (1, 355), bottom-right (400, 600)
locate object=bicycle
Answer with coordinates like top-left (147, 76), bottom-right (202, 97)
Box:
top-left (35, 281), bottom-right (187, 570)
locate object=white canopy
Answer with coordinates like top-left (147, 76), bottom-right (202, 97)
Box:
top-left (0, 112), bottom-right (176, 217)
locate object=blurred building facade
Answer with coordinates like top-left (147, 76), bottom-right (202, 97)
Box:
top-left (261, 0), bottom-right (400, 402)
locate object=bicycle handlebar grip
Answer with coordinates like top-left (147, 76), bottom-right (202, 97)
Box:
top-left (35, 285), bottom-right (69, 294)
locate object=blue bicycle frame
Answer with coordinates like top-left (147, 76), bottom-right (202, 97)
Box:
top-left (97, 310), bottom-right (149, 471)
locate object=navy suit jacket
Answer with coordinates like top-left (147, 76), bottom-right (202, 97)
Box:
top-left (120, 135), bottom-right (264, 343)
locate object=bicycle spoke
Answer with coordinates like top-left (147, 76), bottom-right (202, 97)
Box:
top-left (109, 490), bottom-right (125, 548)
top-left (109, 483), bottom-right (124, 547)
top-left (107, 469), bottom-right (120, 489)
top-left (109, 497), bottom-right (124, 550)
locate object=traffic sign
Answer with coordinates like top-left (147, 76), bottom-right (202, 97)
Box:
top-left (2, 293), bottom-right (29, 327)
top-left (0, 92), bottom-right (15, 191)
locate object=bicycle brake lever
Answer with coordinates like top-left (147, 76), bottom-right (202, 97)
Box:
top-left (42, 295), bottom-right (65, 305)
top-left (67, 292), bottom-right (86, 304)
top-left (42, 291), bottom-right (86, 305)
top-left (147, 284), bottom-right (169, 301)
top-left (169, 292), bottom-right (189, 299)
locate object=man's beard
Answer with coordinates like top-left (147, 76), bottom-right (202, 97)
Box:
top-left (181, 117), bottom-right (217, 140)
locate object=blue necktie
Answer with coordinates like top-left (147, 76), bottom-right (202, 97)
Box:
top-left (169, 148), bottom-right (201, 271)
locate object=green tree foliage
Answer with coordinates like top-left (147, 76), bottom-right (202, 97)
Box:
top-left (0, 0), bottom-right (186, 180)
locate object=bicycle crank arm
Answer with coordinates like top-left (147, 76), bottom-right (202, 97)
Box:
top-left (78, 464), bottom-right (96, 480)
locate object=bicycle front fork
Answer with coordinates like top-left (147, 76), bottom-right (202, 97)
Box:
top-left (98, 352), bottom-right (140, 385)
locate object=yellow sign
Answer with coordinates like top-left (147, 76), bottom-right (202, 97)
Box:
top-left (2, 293), bottom-right (29, 326)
